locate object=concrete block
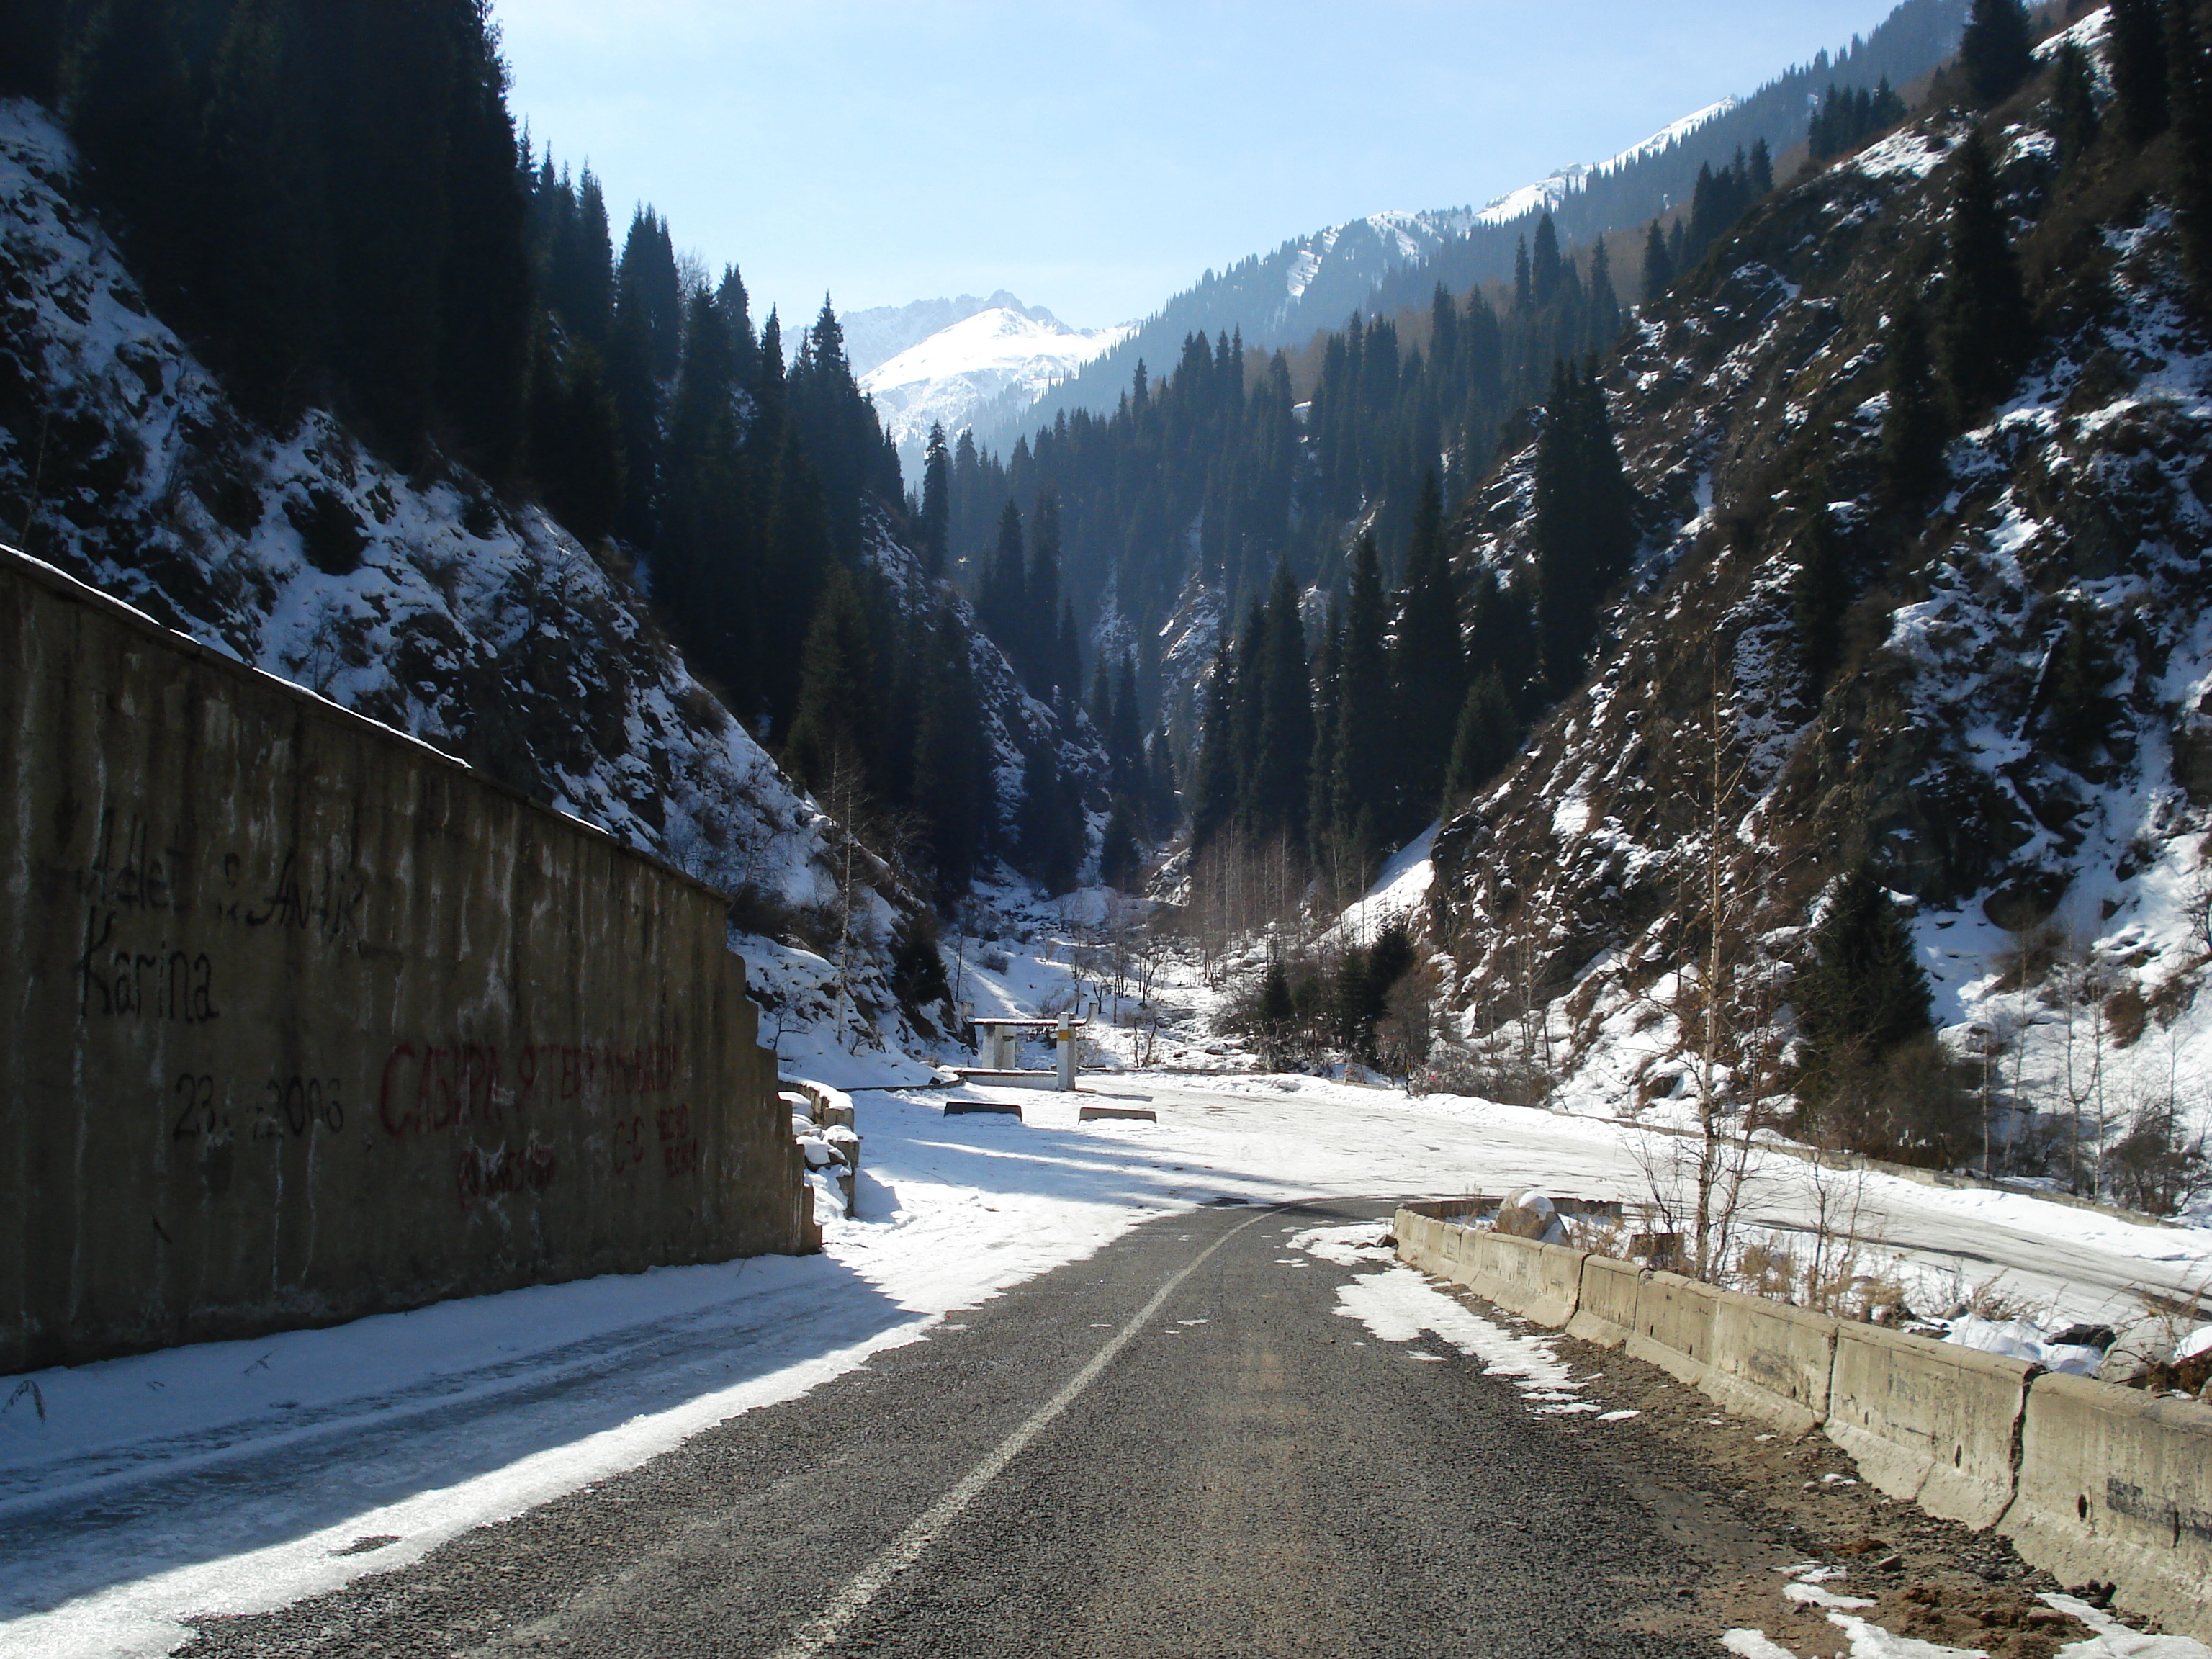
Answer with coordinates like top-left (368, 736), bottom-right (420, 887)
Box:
top-left (1460, 1231), bottom-right (1584, 1328)
top-left (2001, 1373), bottom-right (2212, 1644)
top-left (1825, 1321), bottom-right (2034, 1529)
top-left (1704, 1288), bottom-right (1837, 1436)
top-left (1568, 1253), bottom-right (1646, 1347)
top-left (1625, 1269), bottom-right (1720, 1388)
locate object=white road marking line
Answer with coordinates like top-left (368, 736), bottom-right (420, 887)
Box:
top-left (768, 1204), bottom-right (1289, 1659)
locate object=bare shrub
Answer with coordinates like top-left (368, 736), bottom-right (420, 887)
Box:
top-left (1411, 1040), bottom-right (1552, 1106)
top-left (2107, 1094), bottom-right (2211, 1216)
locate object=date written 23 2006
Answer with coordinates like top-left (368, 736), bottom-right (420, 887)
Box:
top-left (171, 1073), bottom-right (346, 1142)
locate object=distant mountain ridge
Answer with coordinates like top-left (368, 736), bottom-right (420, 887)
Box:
top-left (837, 291), bottom-right (1046, 379)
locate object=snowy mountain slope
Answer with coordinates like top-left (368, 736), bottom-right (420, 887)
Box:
top-left (1416, 32), bottom-right (2212, 1207)
top-left (859, 299), bottom-right (1128, 472)
top-left (0, 96), bottom-right (943, 1075)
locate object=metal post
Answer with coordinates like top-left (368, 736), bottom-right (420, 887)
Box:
top-left (1056, 1013), bottom-right (1075, 1092)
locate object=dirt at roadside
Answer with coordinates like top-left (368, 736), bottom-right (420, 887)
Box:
top-left (1420, 1272), bottom-right (2164, 1658)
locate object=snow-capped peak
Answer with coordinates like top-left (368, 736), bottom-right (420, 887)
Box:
top-left (860, 300), bottom-right (1130, 465)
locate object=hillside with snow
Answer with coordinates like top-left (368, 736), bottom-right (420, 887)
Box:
top-left (0, 96), bottom-right (1112, 1084)
top-left (1410, 19), bottom-right (2212, 1217)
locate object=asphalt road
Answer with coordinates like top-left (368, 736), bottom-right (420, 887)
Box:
top-left (179, 1197), bottom-right (1735, 1658)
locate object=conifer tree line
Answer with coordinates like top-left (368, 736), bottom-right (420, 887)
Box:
top-left (1807, 79), bottom-right (1909, 161)
top-left (40, 0), bottom-right (530, 472)
top-left (937, 209), bottom-right (1637, 729)
top-left (9, 0), bottom-right (1094, 905)
top-left (1182, 351), bottom-right (1635, 907)
top-left (923, 192), bottom-right (1727, 907)
top-left (1640, 143), bottom-right (1775, 303)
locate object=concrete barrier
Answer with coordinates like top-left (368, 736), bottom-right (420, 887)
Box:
top-left (1825, 1321), bottom-right (2036, 1529)
top-left (1704, 1289), bottom-right (1837, 1436)
top-left (2001, 1374), bottom-right (2212, 1643)
top-left (1390, 1195), bottom-right (2211, 1634)
top-left (1460, 1231), bottom-right (1585, 1328)
top-left (1568, 1252), bottom-right (1647, 1346)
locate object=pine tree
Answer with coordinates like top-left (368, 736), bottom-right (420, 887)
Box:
top-left (1259, 961), bottom-right (1295, 1033)
top-left (1791, 501), bottom-right (1852, 700)
top-left (981, 500), bottom-right (1025, 662)
top-left (1938, 129), bottom-right (2034, 415)
top-left (1961, 0), bottom-right (2036, 106)
top-left (1514, 236), bottom-right (1534, 313)
top-left (1308, 606), bottom-right (1343, 868)
top-left (1109, 652), bottom-right (1146, 806)
top-left (434, 10), bottom-right (531, 477)
top-left (1880, 293), bottom-right (1949, 510)
top-left (1015, 742), bottom-right (1079, 894)
top-left (1333, 534), bottom-right (1393, 880)
top-left (1642, 221), bottom-right (1676, 305)
top-left (1465, 567), bottom-right (1540, 715)
top-left (617, 208), bottom-right (685, 381)
top-left (1532, 364), bottom-right (1637, 694)
top-left (1748, 138), bottom-right (1774, 198)
top-left (908, 609), bottom-right (992, 892)
top-left (1389, 472), bottom-right (1467, 835)
top-left (1588, 235), bottom-right (1620, 344)
top-left (526, 336), bottom-right (626, 544)
top-left (919, 423), bottom-right (951, 577)
top-left (2052, 41), bottom-right (2102, 168)
top-left (1098, 800), bottom-right (1141, 890)
top-left (2110, 0), bottom-right (2170, 144)
top-left (1056, 602), bottom-right (1083, 703)
top-left (1025, 493), bottom-right (1066, 694)
top-left (1798, 867), bottom-right (1935, 1072)
top-left (2168, 0), bottom-right (2212, 302)
top-left (1443, 669), bottom-right (1516, 808)
top-left (1190, 638), bottom-right (1240, 854)
top-left (1245, 561), bottom-right (1313, 843)
top-left (1532, 215), bottom-right (1563, 308)
top-left (783, 567), bottom-right (884, 804)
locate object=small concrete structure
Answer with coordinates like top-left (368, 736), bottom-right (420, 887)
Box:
top-left (959, 1015), bottom-right (1090, 1092)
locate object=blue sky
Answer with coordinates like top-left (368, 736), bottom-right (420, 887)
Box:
top-left (492, 1), bottom-right (1909, 330)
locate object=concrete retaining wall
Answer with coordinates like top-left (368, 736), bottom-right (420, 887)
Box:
top-left (1392, 1210), bottom-right (2211, 1638)
top-left (2001, 1375), bottom-right (2212, 1637)
top-left (1, 547), bottom-right (811, 1376)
